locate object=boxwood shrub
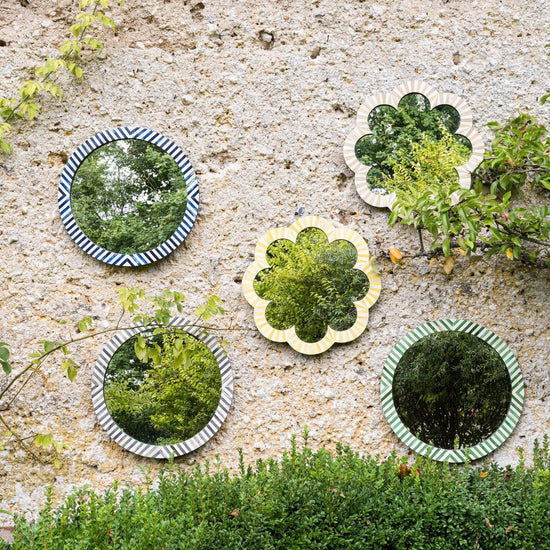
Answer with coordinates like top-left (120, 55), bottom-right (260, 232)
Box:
top-left (3, 434), bottom-right (550, 549)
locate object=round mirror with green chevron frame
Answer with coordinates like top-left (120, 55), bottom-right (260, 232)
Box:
top-left (380, 319), bottom-right (524, 463)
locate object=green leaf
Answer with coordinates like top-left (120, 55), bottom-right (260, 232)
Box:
top-left (67, 364), bottom-right (78, 382)
top-left (35, 433), bottom-right (53, 448)
top-left (0, 138), bottom-right (13, 155)
top-left (77, 316), bottom-right (93, 332)
top-left (39, 340), bottom-right (60, 353)
top-left (442, 237), bottom-right (451, 257)
top-left (1, 360), bottom-right (11, 375)
top-left (0, 345), bottom-right (10, 362)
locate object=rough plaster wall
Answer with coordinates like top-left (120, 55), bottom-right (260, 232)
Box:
top-left (0, 0), bottom-right (549, 523)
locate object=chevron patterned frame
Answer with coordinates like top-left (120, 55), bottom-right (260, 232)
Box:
top-left (380, 319), bottom-right (524, 463)
top-left (242, 215), bottom-right (381, 355)
top-left (58, 127), bottom-right (199, 266)
top-left (91, 317), bottom-right (233, 459)
top-left (343, 81), bottom-right (484, 210)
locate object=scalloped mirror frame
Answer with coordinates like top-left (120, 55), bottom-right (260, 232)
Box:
top-left (242, 215), bottom-right (381, 355)
top-left (91, 317), bottom-right (233, 459)
top-left (343, 81), bottom-right (485, 210)
top-left (58, 127), bottom-right (199, 267)
top-left (380, 319), bottom-right (524, 463)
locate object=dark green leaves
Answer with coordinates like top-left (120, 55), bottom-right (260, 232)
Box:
top-left (393, 332), bottom-right (512, 449)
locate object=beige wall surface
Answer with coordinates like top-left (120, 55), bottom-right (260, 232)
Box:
top-left (0, 0), bottom-right (549, 522)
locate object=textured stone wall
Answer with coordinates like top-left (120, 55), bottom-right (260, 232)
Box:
top-left (0, 0), bottom-right (549, 523)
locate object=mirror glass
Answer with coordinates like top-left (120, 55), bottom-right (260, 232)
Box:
top-left (70, 139), bottom-right (188, 255)
top-left (253, 227), bottom-right (370, 343)
top-left (392, 331), bottom-right (512, 450)
top-left (354, 93), bottom-right (472, 194)
top-left (103, 329), bottom-right (222, 446)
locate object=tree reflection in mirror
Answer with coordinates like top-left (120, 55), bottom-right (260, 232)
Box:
top-left (354, 93), bottom-right (472, 194)
top-left (392, 331), bottom-right (512, 450)
top-left (253, 227), bottom-right (370, 344)
top-left (103, 329), bottom-right (222, 446)
top-left (70, 139), bottom-right (188, 255)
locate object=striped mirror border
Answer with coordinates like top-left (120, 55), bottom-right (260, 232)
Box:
top-left (242, 215), bottom-right (381, 355)
top-left (343, 81), bottom-right (484, 210)
top-left (91, 317), bottom-right (233, 459)
top-left (58, 127), bottom-right (199, 266)
top-left (380, 319), bottom-right (524, 463)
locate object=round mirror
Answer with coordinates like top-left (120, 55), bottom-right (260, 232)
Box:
top-left (92, 319), bottom-right (232, 458)
top-left (380, 320), bottom-right (524, 462)
top-left (59, 128), bottom-right (199, 266)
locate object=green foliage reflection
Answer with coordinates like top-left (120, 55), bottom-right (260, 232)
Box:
top-left (103, 329), bottom-right (221, 446)
top-left (393, 331), bottom-right (512, 450)
top-left (71, 139), bottom-right (187, 254)
top-left (253, 228), bottom-right (370, 343)
top-left (354, 93), bottom-right (471, 193)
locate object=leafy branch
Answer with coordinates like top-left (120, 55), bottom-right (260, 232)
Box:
top-left (0, 0), bottom-right (124, 154)
top-left (386, 101), bottom-right (550, 271)
top-left (0, 287), bottom-right (229, 466)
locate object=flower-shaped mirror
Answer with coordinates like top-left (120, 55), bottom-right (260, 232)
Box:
top-left (92, 319), bottom-right (232, 458)
top-left (242, 216), bottom-right (381, 355)
top-left (59, 127), bottom-right (199, 266)
top-left (344, 81), bottom-right (484, 209)
top-left (381, 319), bottom-right (524, 462)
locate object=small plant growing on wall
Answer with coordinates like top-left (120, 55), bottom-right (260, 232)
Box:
top-left (0, 289), bottom-right (227, 465)
top-left (0, 0), bottom-right (124, 154)
top-left (242, 216), bottom-right (381, 355)
top-left (388, 100), bottom-right (550, 268)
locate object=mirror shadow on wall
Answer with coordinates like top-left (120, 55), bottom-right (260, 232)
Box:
top-left (392, 331), bottom-right (512, 450)
top-left (70, 139), bottom-right (188, 255)
top-left (103, 329), bottom-right (222, 446)
top-left (253, 227), bottom-right (370, 343)
top-left (354, 93), bottom-right (473, 195)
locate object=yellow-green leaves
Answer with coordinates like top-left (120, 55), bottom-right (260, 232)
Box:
top-left (34, 433), bottom-right (53, 448)
top-left (390, 110), bottom-right (550, 267)
top-left (117, 287), bottom-right (146, 314)
top-left (34, 434), bottom-right (66, 467)
top-left (0, 0), bottom-right (123, 154)
top-left (0, 122), bottom-right (12, 154)
top-left (77, 316), bottom-right (93, 333)
top-left (195, 296), bottom-right (225, 322)
top-left (60, 359), bottom-right (78, 382)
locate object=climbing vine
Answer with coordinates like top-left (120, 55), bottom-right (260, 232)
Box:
top-left (0, 289), bottom-right (226, 467)
top-left (387, 96), bottom-right (550, 270)
top-left (0, 0), bottom-right (124, 154)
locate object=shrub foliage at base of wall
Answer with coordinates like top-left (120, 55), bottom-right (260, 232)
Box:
top-left (4, 435), bottom-right (550, 549)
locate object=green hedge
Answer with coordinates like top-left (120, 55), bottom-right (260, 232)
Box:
top-left (4, 435), bottom-right (550, 549)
